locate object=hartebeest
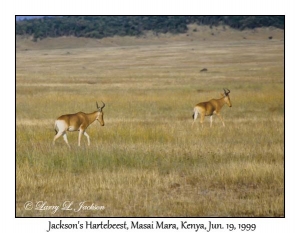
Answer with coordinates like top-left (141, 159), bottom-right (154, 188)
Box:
top-left (53, 101), bottom-right (105, 148)
top-left (192, 89), bottom-right (232, 127)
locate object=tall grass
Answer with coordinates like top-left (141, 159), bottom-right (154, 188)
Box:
top-left (16, 33), bottom-right (284, 217)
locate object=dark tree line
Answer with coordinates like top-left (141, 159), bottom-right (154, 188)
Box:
top-left (16, 16), bottom-right (284, 41)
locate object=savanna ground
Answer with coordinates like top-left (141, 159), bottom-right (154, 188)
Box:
top-left (16, 25), bottom-right (284, 217)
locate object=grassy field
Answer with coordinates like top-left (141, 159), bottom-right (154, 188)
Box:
top-left (16, 26), bottom-right (284, 217)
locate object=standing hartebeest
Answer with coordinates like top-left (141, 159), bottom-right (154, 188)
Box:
top-left (192, 89), bottom-right (232, 127)
top-left (53, 101), bottom-right (105, 148)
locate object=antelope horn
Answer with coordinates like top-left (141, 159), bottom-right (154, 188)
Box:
top-left (96, 101), bottom-right (99, 109)
top-left (223, 88), bottom-right (230, 95)
top-left (100, 101), bottom-right (105, 111)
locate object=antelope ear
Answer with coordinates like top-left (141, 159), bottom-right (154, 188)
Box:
top-left (220, 93), bottom-right (225, 97)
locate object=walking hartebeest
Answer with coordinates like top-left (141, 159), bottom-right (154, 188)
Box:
top-left (192, 89), bottom-right (232, 127)
top-left (53, 101), bottom-right (105, 148)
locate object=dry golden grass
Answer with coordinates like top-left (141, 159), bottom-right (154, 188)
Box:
top-left (16, 26), bottom-right (284, 217)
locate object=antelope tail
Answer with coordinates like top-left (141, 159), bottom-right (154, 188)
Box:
top-left (192, 107), bottom-right (199, 121)
top-left (54, 121), bottom-right (58, 135)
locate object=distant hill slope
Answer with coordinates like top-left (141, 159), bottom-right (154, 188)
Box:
top-left (16, 25), bottom-right (284, 51)
top-left (16, 16), bottom-right (284, 41)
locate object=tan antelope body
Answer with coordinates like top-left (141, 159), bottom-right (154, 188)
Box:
top-left (192, 89), bottom-right (232, 127)
top-left (53, 101), bottom-right (105, 148)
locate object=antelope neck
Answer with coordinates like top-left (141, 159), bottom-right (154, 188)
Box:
top-left (86, 111), bottom-right (99, 124)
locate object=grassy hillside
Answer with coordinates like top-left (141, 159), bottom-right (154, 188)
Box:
top-left (16, 16), bottom-right (284, 40)
top-left (16, 27), bottom-right (284, 217)
top-left (16, 24), bottom-right (284, 51)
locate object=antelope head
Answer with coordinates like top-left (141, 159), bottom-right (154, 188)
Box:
top-left (223, 88), bottom-right (232, 107)
top-left (96, 101), bottom-right (106, 126)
